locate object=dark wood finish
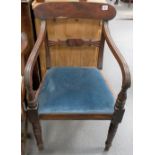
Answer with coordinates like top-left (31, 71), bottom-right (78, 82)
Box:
top-left (21, 0), bottom-right (34, 52)
top-left (21, 0), bottom-right (40, 90)
top-left (39, 114), bottom-right (112, 120)
top-left (21, 32), bottom-right (28, 121)
top-left (34, 2), bottom-right (116, 20)
top-left (21, 77), bottom-right (26, 121)
top-left (24, 20), bottom-right (46, 106)
top-left (21, 117), bottom-right (28, 155)
top-left (48, 39), bottom-right (100, 47)
top-left (27, 110), bottom-right (43, 150)
top-left (21, 32), bottom-right (28, 54)
top-left (21, 32), bottom-right (29, 155)
top-left (45, 31), bottom-right (51, 69)
top-left (24, 2), bottom-right (131, 151)
top-left (21, 32), bottom-right (28, 76)
top-left (103, 22), bottom-right (131, 150)
top-left (105, 122), bottom-right (118, 150)
top-left (98, 23), bottom-right (105, 69)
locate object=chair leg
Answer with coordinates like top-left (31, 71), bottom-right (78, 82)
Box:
top-left (28, 110), bottom-right (44, 150)
top-left (104, 121), bottom-right (119, 151)
top-left (31, 121), bottom-right (44, 150)
top-left (104, 87), bottom-right (128, 151)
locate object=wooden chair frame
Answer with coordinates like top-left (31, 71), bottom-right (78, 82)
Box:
top-left (24, 2), bottom-right (131, 151)
top-left (21, 32), bottom-right (29, 155)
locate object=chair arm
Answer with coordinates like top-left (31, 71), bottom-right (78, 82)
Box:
top-left (103, 22), bottom-right (131, 113)
top-left (24, 20), bottom-right (46, 108)
top-left (103, 22), bottom-right (131, 90)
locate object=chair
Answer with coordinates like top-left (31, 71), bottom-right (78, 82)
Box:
top-left (24, 2), bottom-right (131, 151)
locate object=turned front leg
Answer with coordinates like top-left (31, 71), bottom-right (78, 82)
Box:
top-left (105, 88), bottom-right (127, 151)
top-left (32, 121), bottom-right (43, 150)
top-left (28, 109), bottom-right (44, 150)
top-left (105, 122), bottom-right (118, 151)
top-left (105, 108), bottom-right (125, 151)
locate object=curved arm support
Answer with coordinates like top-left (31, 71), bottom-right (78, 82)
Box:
top-left (24, 20), bottom-right (46, 108)
top-left (103, 22), bottom-right (131, 113)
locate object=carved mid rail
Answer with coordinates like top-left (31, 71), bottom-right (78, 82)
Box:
top-left (48, 39), bottom-right (100, 47)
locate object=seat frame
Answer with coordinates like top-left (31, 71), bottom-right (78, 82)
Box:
top-left (24, 1), bottom-right (131, 151)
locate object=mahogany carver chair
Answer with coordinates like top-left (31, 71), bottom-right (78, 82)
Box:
top-left (24, 2), bottom-right (131, 151)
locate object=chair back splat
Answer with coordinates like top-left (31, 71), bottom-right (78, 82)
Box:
top-left (33, 2), bottom-right (116, 69)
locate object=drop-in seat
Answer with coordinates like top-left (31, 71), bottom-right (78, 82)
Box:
top-left (38, 67), bottom-right (114, 115)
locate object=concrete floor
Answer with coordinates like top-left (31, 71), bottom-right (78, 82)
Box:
top-left (26, 2), bottom-right (133, 155)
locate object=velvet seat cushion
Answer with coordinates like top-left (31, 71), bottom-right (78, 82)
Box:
top-left (38, 67), bottom-right (114, 114)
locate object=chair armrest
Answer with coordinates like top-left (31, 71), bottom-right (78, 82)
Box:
top-left (103, 22), bottom-right (131, 90)
top-left (24, 20), bottom-right (46, 108)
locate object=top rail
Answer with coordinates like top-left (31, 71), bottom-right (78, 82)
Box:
top-left (34, 2), bottom-right (116, 20)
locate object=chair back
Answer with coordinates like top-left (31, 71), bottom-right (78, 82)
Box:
top-left (33, 2), bottom-right (116, 70)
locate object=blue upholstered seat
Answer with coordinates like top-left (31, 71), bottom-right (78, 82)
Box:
top-left (38, 67), bottom-right (114, 114)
